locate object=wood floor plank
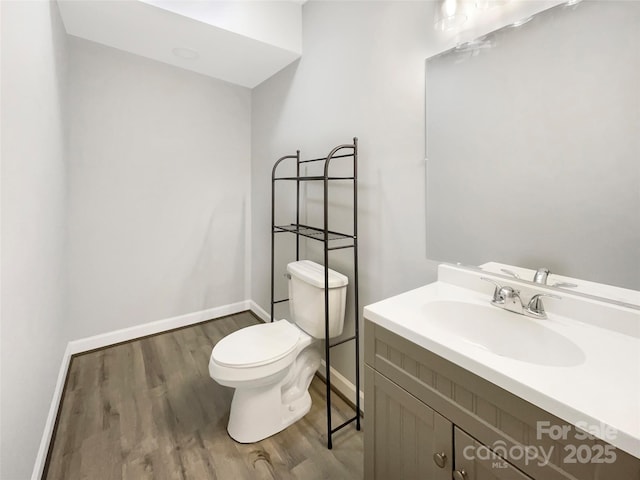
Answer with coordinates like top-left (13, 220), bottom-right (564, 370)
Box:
top-left (78, 427), bottom-right (122, 480)
top-left (44, 312), bottom-right (363, 479)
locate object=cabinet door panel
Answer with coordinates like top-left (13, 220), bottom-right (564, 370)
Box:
top-left (454, 427), bottom-right (533, 480)
top-left (365, 366), bottom-right (452, 480)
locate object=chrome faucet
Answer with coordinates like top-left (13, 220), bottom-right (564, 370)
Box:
top-left (481, 277), bottom-right (560, 319)
top-left (533, 267), bottom-right (578, 289)
top-left (496, 285), bottom-right (524, 313)
top-left (533, 267), bottom-right (550, 284)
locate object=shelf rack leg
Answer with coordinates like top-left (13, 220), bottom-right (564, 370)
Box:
top-left (353, 137), bottom-right (361, 431)
top-left (271, 162), bottom-right (275, 323)
top-left (296, 150), bottom-right (300, 261)
top-left (271, 153), bottom-right (298, 322)
top-left (324, 153), bottom-right (333, 449)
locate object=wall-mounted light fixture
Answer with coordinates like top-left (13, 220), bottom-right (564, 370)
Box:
top-left (434, 0), bottom-right (468, 31)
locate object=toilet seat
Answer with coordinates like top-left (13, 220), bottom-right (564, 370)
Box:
top-left (212, 320), bottom-right (300, 368)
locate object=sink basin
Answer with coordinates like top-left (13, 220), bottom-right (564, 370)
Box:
top-left (420, 301), bottom-right (585, 366)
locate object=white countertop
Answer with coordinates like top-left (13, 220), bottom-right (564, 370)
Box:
top-left (364, 264), bottom-right (640, 459)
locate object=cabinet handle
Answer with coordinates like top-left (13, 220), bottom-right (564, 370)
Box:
top-left (452, 469), bottom-right (467, 480)
top-left (432, 452), bottom-right (447, 468)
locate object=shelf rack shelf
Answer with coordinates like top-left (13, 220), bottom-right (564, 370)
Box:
top-left (270, 137), bottom-right (361, 449)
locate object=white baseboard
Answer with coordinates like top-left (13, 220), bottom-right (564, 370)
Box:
top-left (31, 343), bottom-right (73, 480)
top-left (317, 359), bottom-right (365, 414)
top-left (248, 300), bottom-right (270, 323)
top-left (67, 301), bottom-right (250, 354)
top-left (31, 300), bottom-right (250, 480)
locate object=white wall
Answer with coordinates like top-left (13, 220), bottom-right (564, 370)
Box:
top-left (66, 37), bottom-right (251, 339)
top-left (141, 0), bottom-right (302, 53)
top-left (252, 1), bottom-right (443, 386)
top-left (0, 1), bottom-right (69, 478)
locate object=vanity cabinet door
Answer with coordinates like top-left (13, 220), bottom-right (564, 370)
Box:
top-left (364, 366), bottom-right (452, 480)
top-left (453, 427), bottom-right (534, 480)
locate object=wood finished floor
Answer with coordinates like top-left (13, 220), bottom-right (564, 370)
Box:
top-left (44, 312), bottom-right (363, 480)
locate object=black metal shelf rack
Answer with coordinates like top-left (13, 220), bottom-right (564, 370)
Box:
top-left (270, 137), bottom-right (361, 449)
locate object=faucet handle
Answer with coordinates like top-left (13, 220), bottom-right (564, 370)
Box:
top-left (500, 268), bottom-right (520, 279)
top-left (551, 281), bottom-right (578, 289)
top-left (480, 277), bottom-right (504, 303)
top-left (529, 292), bottom-right (561, 302)
top-left (526, 293), bottom-right (561, 319)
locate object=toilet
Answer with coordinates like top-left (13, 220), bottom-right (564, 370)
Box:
top-left (209, 260), bottom-right (348, 443)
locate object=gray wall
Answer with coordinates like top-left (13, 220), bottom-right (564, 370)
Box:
top-left (1, 1), bottom-right (69, 478)
top-left (66, 38), bottom-right (252, 338)
top-left (252, 1), bottom-right (442, 385)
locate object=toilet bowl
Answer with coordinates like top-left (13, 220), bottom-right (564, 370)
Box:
top-left (209, 260), bottom-right (348, 443)
top-left (209, 320), bottom-right (321, 442)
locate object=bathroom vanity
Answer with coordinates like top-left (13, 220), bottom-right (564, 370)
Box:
top-left (363, 264), bottom-right (640, 480)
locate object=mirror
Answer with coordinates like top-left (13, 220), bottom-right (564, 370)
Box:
top-left (425, 1), bottom-right (640, 298)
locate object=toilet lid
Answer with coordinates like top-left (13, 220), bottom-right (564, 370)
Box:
top-left (212, 320), bottom-right (300, 368)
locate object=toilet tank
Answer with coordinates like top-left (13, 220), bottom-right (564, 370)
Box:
top-left (287, 260), bottom-right (348, 339)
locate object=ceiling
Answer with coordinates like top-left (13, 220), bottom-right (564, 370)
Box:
top-left (57, 0), bottom-right (303, 88)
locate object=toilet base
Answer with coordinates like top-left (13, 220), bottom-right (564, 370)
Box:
top-left (227, 388), bottom-right (312, 443)
top-left (226, 346), bottom-right (320, 443)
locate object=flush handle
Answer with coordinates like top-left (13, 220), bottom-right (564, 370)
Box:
top-left (433, 452), bottom-right (447, 468)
